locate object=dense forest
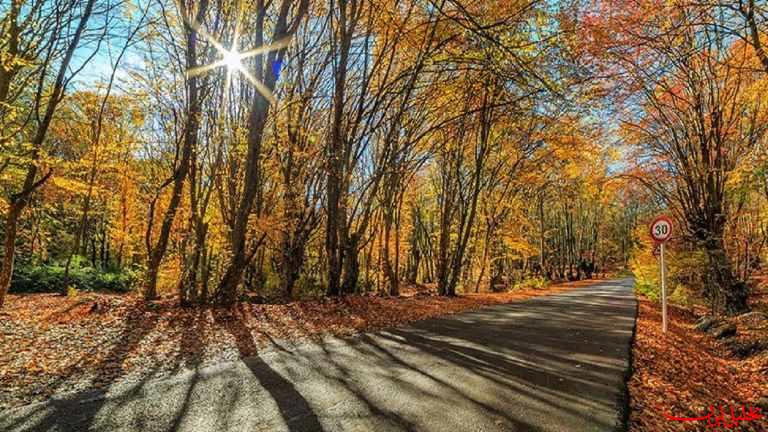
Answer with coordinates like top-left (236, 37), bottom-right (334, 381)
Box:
top-left (1, 0), bottom-right (767, 317)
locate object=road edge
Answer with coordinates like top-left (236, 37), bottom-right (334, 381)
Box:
top-left (616, 278), bottom-right (638, 432)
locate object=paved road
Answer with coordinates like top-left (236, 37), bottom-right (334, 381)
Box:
top-left (1, 279), bottom-right (636, 432)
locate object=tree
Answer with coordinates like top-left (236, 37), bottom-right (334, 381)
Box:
top-left (143, 0), bottom-right (210, 300)
top-left (213, 0), bottom-right (309, 304)
top-left (1, 0), bottom-right (104, 307)
top-left (598, 4), bottom-right (768, 313)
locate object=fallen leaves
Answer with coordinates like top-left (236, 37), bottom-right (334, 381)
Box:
top-left (628, 296), bottom-right (768, 432)
top-left (0, 279), bottom-right (590, 410)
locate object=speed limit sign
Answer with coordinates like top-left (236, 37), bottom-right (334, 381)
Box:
top-left (650, 216), bottom-right (673, 243)
top-left (649, 215), bottom-right (673, 333)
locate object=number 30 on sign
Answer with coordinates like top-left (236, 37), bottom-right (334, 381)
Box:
top-left (650, 216), bottom-right (673, 243)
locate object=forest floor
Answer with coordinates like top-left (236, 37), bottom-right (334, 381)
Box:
top-left (628, 283), bottom-right (768, 431)
top-left (0, 278), bottom-right (599, 410)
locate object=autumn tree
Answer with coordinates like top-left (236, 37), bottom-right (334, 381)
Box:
top-left (1, 0), bottom-right (645, 307)
top-left (0, 0), bottom-right (110, 307)
top-left (141, 0), bottom-right (211, 300)
top-left (589, 3), bottom-right (768, 313)
top-left (212, 0), bottom-right (309, 304)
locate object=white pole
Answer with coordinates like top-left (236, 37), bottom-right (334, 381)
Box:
top-left (660, 242), bottom-right (667, 333)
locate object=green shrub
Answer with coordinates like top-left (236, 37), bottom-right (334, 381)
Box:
top-left (634, 277), bottom-right (659, 301)
top-left (511, 276), bottom-right (548, 291)
top-left (630, 240), bottom-right (707, 305)
top-left (10, 257), bottom-right (139, 293)
top-left (668, 284), bottom-right (695, 307)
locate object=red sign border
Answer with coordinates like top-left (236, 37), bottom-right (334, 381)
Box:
top-left (650, 215), bottom-right (673, 243)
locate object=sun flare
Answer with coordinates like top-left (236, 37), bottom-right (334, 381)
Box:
top-left (222, 49), bottom-right (242, 72)
top-left (179, 0), bottom-right (292, 105)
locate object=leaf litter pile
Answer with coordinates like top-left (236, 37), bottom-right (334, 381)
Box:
top-left (629, 289), bottom-right (768, 432)
top-left (0, 280), bottom-right (595, 410)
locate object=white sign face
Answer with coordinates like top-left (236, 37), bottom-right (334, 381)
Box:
top-left (650, 218), bottom-right (672, 242)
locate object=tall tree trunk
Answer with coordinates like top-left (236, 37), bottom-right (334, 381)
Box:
top-left (325, 12), bottom-right (350, 296)
top-left (215, 0), bottom-right (309, 304)
top-left (279, 237), bottom-right (304, 300)
top-left (383, 216), bottom-right (395, 295)
top-left (437, 197), bottom-right (452, 295)
top-left (474, 223), bottom-right (492, 293)
top-left (704, 234), bottom-right (748, 315)
top-left (538, 193), bottom-right (546, 276)
top-left (0, 205), bottom-right (22, 307)
top-left (144, 0), bottom-right (208, 300)
top-left (392, 194), bottom-right (403, 296)
top-left (325, 0), bottom-right (360, 297)
top-left (341, 233), bottom-right (360, 294)
top-left (214, 96), bottom-right (271, 303)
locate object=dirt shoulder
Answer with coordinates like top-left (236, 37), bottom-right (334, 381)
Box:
top-left (628, 293), bottom-right (768, 431)
top-left (0, 278), bottom-right (599, 410)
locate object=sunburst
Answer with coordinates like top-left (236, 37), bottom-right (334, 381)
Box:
top-left (221, 49), bottom-right (243, 72)
top-left (179, 0), bottom-right (291, 105)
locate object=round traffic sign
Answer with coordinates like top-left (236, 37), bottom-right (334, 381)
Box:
top-left (650, 216), bottom-right (673, 243)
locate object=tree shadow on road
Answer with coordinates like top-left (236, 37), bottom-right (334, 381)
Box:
top-left (371, 288), bottom-right (635, 430)
top-left (1, 304), bottom-right (223, 432)
top-left (215, 305), bottom-right (324, 431)
top-left (324, 337), bottom-right (526, 431)
top-left (1, 304), bottom-right (163, 432)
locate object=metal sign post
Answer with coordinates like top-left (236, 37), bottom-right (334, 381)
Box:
top-left (660, 242), bottom-right (667, 333)
top-left (650, 216), bottom-right (673, 333)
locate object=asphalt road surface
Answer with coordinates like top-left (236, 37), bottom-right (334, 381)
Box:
top-left (1, 279), bottom-right (637, 432)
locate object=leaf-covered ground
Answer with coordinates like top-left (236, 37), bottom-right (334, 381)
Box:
top-left (628, 291), bottom-right (768, 431)
top-left (0, 280), bottom-right (597, 410)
